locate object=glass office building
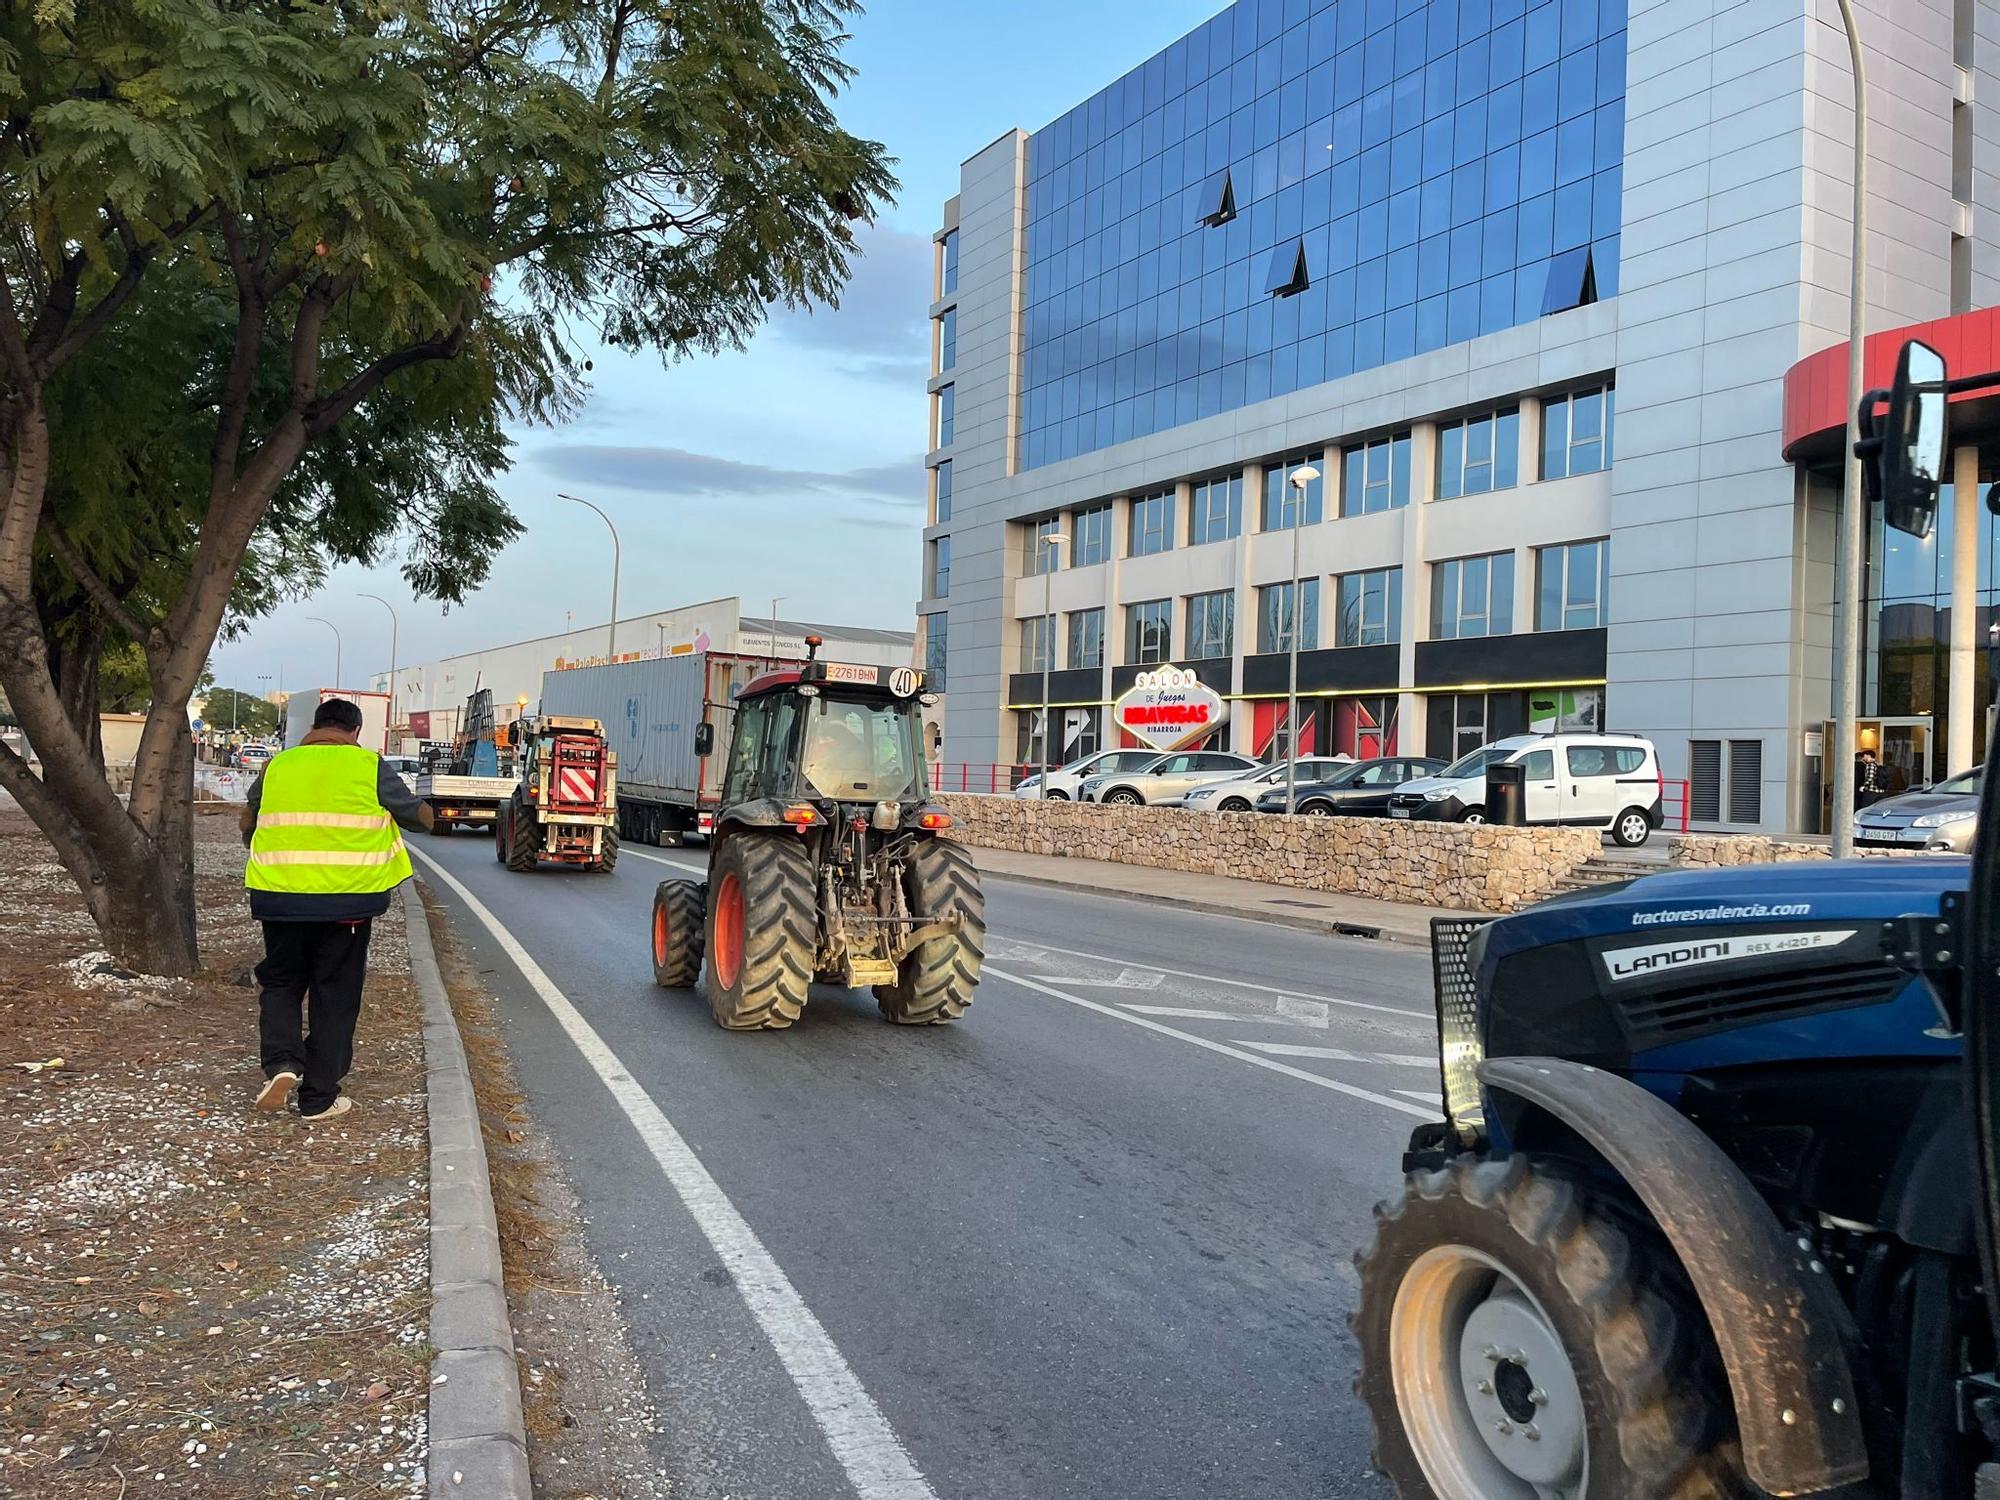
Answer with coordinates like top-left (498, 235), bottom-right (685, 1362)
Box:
top-left (921, 0), bottom-right (1988, 833)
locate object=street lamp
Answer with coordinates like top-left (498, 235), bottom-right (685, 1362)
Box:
top-left (1284, 464), bottom-right (1321, 816)
top-left (1037, 531), bottom-right (1068, 798)
top-left (305, 615), bottom-right (343, 690)
top-left (359, 593), bottom-right (398, 741)
top-left (557, 492), bottom-right (621, 663)
top-left (1830, 0), bottom-right (1869, 856)
top-left (769, 595), bottom-right (788, 665)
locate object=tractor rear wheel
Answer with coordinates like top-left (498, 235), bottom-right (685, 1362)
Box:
top-left (503, 795), bottom-right (542, 873)
top-left (650, 879), bottom-right (705, 989)
top-left (1352, 1154), bottom-right (1741, 1500)
top-left (875, 838), bottom-right (986, 1025)
top-left (704, 832), bottom-right (813, 1030)
top-left (594, 825), bottom-right (619, 873)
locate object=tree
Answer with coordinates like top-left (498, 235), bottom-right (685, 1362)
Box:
top-left (201, 688), bottom-right (278, 738)
top-left (0, 0), bottom-right (893, 974)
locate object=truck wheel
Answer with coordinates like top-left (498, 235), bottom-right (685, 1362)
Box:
top-left (650, 879), bottom-right (705, 989)
top-left (704, 832), bottom-right (813, 1030)
top-left (429, 818), bottom-right (453, 837)
top-left (594, 826), bottom-right (619, 873)
top-left (1612, 807), bottom-right (1652, 848)
top-left (875, 838), bottom-right (986, 1025)
top-left (504, 796), bottom-right (541, 873)
top-left (1352, 1155), bottom-right (1738, 1500)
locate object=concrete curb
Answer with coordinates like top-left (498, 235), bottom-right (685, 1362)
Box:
top-left (403, 881), bottom-right (532, 1499)
top-left (976, 864), bottom-right (1437, 946)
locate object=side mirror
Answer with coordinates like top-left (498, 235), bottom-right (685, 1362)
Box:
top-left (1877, 339), bottom-right (1948, 539)
top-left (694, 722), bottom-right (714, 757)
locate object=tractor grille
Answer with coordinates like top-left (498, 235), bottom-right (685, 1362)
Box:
top-left (1431, 918), bottom-right (1494, 1139)
top-left (1617, 958), bottom-right (1909, 1048)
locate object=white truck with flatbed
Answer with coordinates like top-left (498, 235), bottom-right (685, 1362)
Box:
top-left (414, 769), bottom-right (516, 833)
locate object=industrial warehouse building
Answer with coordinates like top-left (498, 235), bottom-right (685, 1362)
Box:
top-left (916, 0), bottom-right (2000, 833)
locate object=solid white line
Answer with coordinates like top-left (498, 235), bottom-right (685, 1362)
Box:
top-left (988, 936), bottom-right (1429, 1021)
top-left (624, 846), bottom-right (708, 874)
top-left (1231, 1041), bottom-right (1438, 1068)
top-left (411, 849), bottom-right (938, 1500)
top-left (985, 964), bottom-right (1436, 1121)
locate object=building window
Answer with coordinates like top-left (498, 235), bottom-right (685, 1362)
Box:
top-left (1068, 607), bottom-right (1105, 670)
top-left (1438, 410), bottom-right (1521, 500)
top-left (934, 384), bottom-right (955, 448)
top-left (1690, 739), bottom-right (1764, 826)
top-left (1018, 707), bottom-right (1100, 768)
top-left (1071, 503), bottom-right (1111, 567)
top-left (1263, 452), bottom-right (1325, 531)
top-left (1333, 696), bottom-right (1400, 759)
top-left (1185, 591), bottom-right (1234, 660)
top-left (1126, 599), bottom-right (1171, 664)
top-left (930, 536), bottom-right (950, 599)
top-left (1129, 490), bottom-right (1174, 557)
top-left (1336, 568), bottom-right (1402, 647)
top-left (1256, 579), bottom-right (1320, 654)
top-left (1536, 540), bottom-right (1610, 631)
top-left (1541, 385), bottom-right (1615, 479)
top-left (923, 614), bottom-right (947, 694)
top-left (936, 307), bottom-right (956, 373)
top-left (1431, 553), bottom-right (1516, 640)
top-left (1342, 434), bottom-right (1412, 516)
top-left (932, 460), bottom-right (952, 524)
top-left (1263, 238), bottom-right (1309, 298)
top-left (1024, 515), bottom-right (1063, 576)
top-left (1188, 474), bottom-right (1242, 546)
top-left (939, 229), bottom-right (958, 297)
top-left (1427, 691), bottom-right (1531, 763)
top-left (1020, 614), bottom-right (1055, 674)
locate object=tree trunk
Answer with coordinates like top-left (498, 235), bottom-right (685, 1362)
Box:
top-left (95, 837), bottom-right (200, 976)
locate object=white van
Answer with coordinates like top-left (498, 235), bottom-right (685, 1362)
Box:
top-left (1385, 733), bottom-right (1664, 847)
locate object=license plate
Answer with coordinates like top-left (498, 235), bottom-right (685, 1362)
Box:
top-left (1390, 806), bottom-right (1411, 818)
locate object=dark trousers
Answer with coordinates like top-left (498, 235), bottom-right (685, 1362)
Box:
top-left (257, 919), bottom-right (372, 1113)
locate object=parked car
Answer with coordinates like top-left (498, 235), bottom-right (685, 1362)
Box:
top-left (1254, 755), bottom-right (1447, 816)
top-left (1855, 765), bottom-right (1981, 852)
top-left (1181, 757), bottom-right (1355, 812)
top-left (236, 742), bottom-right (274, 772)
top-left (1385, 732), bottom-right (1664, 846)
top-left (1079, 750), bottom-right (1261, 806)
top-left (1013, 748), bottom-right (1171, 801)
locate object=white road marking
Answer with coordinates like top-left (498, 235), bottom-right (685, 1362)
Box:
top-left (1396, 1089), bottom-right (1444, 1105)
top-left (624, 846), bottom-right (708, 874)
top-left (412, 849), bottom-right (939, 1500)
top-left (989, 936), bottom-right (1429, 1021)
top-left (1232, 1041), bottom-right (1438, 1068)
top-left (1119, 1004), bottom-right (1317, 1027)
top-left (986, 964), bottom-right (1435, 1121)
top-left (1031, 967), bottom-right (1163, 991)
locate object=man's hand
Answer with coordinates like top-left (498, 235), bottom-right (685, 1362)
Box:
top-left (417, 803), bottom-right (436, 832)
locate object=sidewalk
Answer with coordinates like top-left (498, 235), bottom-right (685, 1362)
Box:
top-left (967, 845), bottom-right (1477, 945)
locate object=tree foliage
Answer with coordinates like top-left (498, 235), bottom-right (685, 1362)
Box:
top-left (201, 687), bottom-right (278, 737)
top-left (0, 0), bottom-right (895, 972)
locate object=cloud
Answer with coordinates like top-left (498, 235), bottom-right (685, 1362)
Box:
top-left (531, 444), bottom-right (926, 514)
top-left (763, 224), bottom-right (932, 384)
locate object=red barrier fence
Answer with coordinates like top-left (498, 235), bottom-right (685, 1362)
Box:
top-left (1661, 778), bottom-right (1691, 833)
top-left (930, 763), bottom-right (1029, 795)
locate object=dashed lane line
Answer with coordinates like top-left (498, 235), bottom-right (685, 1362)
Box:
top-left (412, 848), bottom-right (940, 1500)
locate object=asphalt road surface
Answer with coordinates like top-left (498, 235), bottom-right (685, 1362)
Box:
top-left (412, 830), bottom-right (1439, 1500)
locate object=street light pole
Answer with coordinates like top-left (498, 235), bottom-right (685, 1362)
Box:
top-left (1038, 531), bottom-right (1068, 799)
top-left (306, 615), bottom-right (343, 691)
top-left (769, 595), bottom-right (788, 666)
top-left (557, 492), bottom-right (621, 662)
top-left (1831, 0), bottom-right (1869, 857)
top-left (359, 593), bottom-right (398, 744)
top-left (1284, 464), bottom-right (1321, 815)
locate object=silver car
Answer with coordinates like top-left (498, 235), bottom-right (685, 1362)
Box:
top-left (1854, 766), bottom-right (1980, 852)
top-left (1180, 757), bottom-right (1355, 813)
top-left (1079, 750), bottom-right (1261, 806)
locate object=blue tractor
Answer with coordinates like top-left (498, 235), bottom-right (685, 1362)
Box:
top-left (1353, 341), bottom-right (2000, 1499)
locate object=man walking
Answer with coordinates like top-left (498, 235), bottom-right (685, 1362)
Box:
top-left (240, 698), bottom-right (433, 1119)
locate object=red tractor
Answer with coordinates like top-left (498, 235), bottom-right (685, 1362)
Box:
top-left (494, 715), bottom-right (619, 873)
top-left (647, 643), bottom-right (984, 1030)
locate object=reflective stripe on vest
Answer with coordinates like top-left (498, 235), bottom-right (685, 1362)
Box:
top-left (245, 744), bottom-right (414, 896)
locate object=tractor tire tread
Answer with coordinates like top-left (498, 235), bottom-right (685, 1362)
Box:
top-left (650, 879), bottom-right (705, 989)
top-left (709, 833), bottom-right (814, 1030)
top-left (504, 796), bottom-right (542, 873)
top-left (877, 838), bottom-right (986, 1025)
top-left (595, 826), bottom-right (619, 873)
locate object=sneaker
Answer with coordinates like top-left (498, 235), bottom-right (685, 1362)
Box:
top-left (300, 1096), bottom-right (353, 1121)
top-left (256, 1069), bottom-right (302, 1113)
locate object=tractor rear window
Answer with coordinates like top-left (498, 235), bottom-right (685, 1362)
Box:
top-left (803, 698), bottom-right (920, 802)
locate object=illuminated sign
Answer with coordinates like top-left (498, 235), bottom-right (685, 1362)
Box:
top-left (1113, 667), bottom-right (1227, 752)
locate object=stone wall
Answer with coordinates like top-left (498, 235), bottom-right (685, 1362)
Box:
top-left (1669, 834), bottom-right (1919, 865)
top-left (935, 795), bottom-right (1603, 913)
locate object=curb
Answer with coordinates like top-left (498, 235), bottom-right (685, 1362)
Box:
top-left (974, 864), bottom-right (1438, 946)
top-left (403, 881), bottom-right (533, 1499)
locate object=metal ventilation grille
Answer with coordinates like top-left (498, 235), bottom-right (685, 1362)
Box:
top-left (1619, 959), bottom-right (1907, 1047)
top-left (1430, 918), bottom-right (1493, 1142)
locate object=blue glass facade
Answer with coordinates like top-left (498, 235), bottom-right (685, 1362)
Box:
top-left (1019, 0), bottom-right (1627, 471)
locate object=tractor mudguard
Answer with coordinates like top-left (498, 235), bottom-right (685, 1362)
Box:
top-left (1479, 1057), bottom-right (1870, 1496)
top-left (714, 799), bottom-right (799, 832)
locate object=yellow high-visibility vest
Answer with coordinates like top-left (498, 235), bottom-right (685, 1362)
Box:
top-left (245, 745), bottom-right (412, 897)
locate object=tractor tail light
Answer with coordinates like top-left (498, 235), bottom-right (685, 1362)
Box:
top-left (781, 804), bottom-right (820, 826)
top-left (919, 811), bottom-right (953, 830)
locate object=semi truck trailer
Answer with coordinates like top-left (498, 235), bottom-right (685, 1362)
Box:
top-left (281, 688), bottom-right (390, 756)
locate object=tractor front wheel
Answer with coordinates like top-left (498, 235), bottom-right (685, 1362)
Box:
top-left (875, 838), bottom-right (986, 1025)
top-left (650, 879), bottom-right (705, 989)
top-left (1352, 1154), bottom-right (1740, 1500)
top-left (503, 794), bottom-right (542, 873)
top-left (704, 832), bottom-right (814, 1030)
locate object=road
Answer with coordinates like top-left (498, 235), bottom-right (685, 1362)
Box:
top-left (412, 830), bottom-right (1439, 1500)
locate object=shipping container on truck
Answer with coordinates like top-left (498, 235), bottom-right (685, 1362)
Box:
top-left (282, 689), bottom-right (391, 756)
top-left (537, 651), bottom-right (796, 845)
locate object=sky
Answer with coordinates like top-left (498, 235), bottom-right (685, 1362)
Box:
top-left (212, 0), bottom-right (1224, 697)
